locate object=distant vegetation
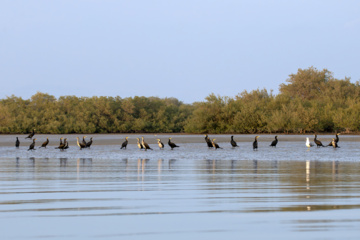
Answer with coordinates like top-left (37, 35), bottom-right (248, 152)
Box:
top-left (1, 67), bottom-right (360, 134)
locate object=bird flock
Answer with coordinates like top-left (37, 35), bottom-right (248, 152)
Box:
top-left (14, 129), bottom-right (341, 151)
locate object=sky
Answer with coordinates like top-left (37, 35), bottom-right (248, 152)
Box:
top-left (1, 0), bottom-right (360, 103)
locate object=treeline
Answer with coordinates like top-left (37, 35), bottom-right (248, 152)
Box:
top-left (1, 67), bottom-right (360, 134)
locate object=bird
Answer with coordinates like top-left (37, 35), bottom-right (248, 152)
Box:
top-left (253, 136), bottom-right (259, 150)
top-left (28, 138), bottom-right (36, 151)
top-left (63, 139), bottom-right (69, 150)
top-left (205, 134), bottom-right (213, 148)
top-left (82, 136), bottom-right (87, 146)
top-left (15, 137), bottom-right (20, 148)
top-left (76, 137), bottom-right (86, 150)
top-left (331, 138), bottom-right (340, 148)
top-left (157, 139), bottom-right (164, 149)
top-left (39, 138), bottom-right (49, 148)
top-left (230, 135), bottom-right (238, 147)
top-left (86, 137), bottom-right (93, 148)
top-left (168, 137), bottom-right (179, 150)
top-left (25, 129), bottom-right (36, 139)
top-left (59, 138), bottom-right (68, 151)
top-left (120, 137), bottom-right (128, 149)
top-left (136, 138), bottom-right (144, 150)
top-left (306, 137), bottom-right (314, 147)
top-left (314, 135), bottom-right (326, 147)
top-left (270, 136), bottom-right (278, 147)
top-left (141, 137), bottom-right (153, 150)
top-left (328, 133), bottom-right (340, 146)
top-left (55, 137), bottom-right (64, 149)
top-left (211, 139), bottom-right (222, 149)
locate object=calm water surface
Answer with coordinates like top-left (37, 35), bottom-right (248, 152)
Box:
top-left (1, 135), bottom-right (360, 239)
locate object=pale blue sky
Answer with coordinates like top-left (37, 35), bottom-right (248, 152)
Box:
top-left (1, 0), bottom-right (359, 103)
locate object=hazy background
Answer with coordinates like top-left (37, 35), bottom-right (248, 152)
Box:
top-left (1, 0), bottom-right (359, 103)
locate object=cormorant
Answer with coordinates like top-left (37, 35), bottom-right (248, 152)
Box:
top-left (314, 135), bottom-right (325, 147)
top-left (59, 138), bottom-right (68, 151)
top-left (306, 137), bottom-right (314, 147)
top-left (39, 138), bottom-right (49, 148)
top-left (25, 129), bottom-right (36, 139)
top-left (86, 137), bottom-right (93, 148)
top-left (331, 138), bottom-right (340, 148)
top-left (157, 139), bottom-right (164, 149)
top-left (230, 135), bottom-right (238, 147)
top-left (328, 133), bottom-right (340, 146)
top-left (76, 137), bottom-right (86, 150)
top-left (15, 137), bottom-right (20, 148)
top-left (168, 137), bottom-right (179, 150)
top-left (270, 136), bottom-right (278, 147)
top-left (121, 137), bottom-right (128, 149)
top-left (211, 139), bottom-right (222, 149)
top-left (55, 137), bottom-right (64, 149)
top-left (141, 137), bottom-right (153, 151)
top-left (28, 138), bottom-right (36, 151)
top-left (205, 134), bottom-right (213, 148)
top-left (136, 138), bottom-right (144, 150)
top-left (64, 139), bottom-right (69, 150)
top-left (253, 136), bottom-right (259, 150)
top-left (82, 136), bottom-right (87, 146)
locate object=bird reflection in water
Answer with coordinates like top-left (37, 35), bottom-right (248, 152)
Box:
top-left (253, 160), bottom-right (258, 174)
top-left (60, 158), bottom-right (68, 169)
top-left (76, 158), bottom-right (93, 179)
top-left (332, 160), bottom-right (339, 181)
top-left (137, 159), bottom-right (149, 181)
top-left (168, 159), bottom-right (176, 170)
top-left (29, 157), bottom-right (35, 168)
top-left (15, 157), bottom-right (20, 170)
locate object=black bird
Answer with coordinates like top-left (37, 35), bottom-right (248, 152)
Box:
top-left (28, 138), bottom-right (36, 151)
top-left (86, 137), bottom-right (93, 148)
top-left (168, 138), bottom-right (179, 150)
top-left (25, 129), bottom-right (36, 139)
top-left (15, 137), bottom-right (20, 148)
top-left (64, 139), bottom-right (69, 150)
top-left (39, 138), bottom-right (49, 148)
top-left (82, 136), bottom-right (87, 146)
top-left (141, 137), bottom-right (153, 151)
top-left (314, 135), bottom-right (326, 147)
top-left (211, 139), bottom-right (222, 149)
top-left (270, 136), bottom-right (278, 147)
top-left (205, 134), bottom-right (213, 148)
top-left (230, 135), bottom-right (238, 147)
top-left (157, 139), bottom-right (164, 149)
top-left (328, 133), bottom-right (340, 146)
top-left (55, 137), bottom-right (64, 149)
top-left (331, 138), bottom-right (340, 148)
top-left (59, 138), bottom-right (68, 151)
top-left (76, 137), bottom-right (86, 150)
top-left (121, 137), bottom-right (128, 149)
top-left (136, 138), bottom-right (144, 150)
top-left (253, 136), bottom-right (259, 150)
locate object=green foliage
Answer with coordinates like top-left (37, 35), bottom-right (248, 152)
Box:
top-left (1, 67), bottom-right (360, 134)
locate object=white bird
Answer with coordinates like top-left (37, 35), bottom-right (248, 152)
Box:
top-left (306, 137), bottom-right (314, 148)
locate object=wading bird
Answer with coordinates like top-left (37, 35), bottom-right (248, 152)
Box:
top-left (230, 136), bottom-right (238, 147)
top-left (28, 138), bottom-right (36, 151)
top-left (121, 137), bottom-right (128, 149)
top-left (168, 138), bottom-right (179, 150)
top-left (25, 129), bottom-right (36, 139)
top-left (15, 137), bottom-right (20, 148)
top-left (157, 139), bottom-right (164, 149)
top-left (253, 136), bottom-right (259, 150)
top-left (314, 135), bottom-right (326, 147)
top-left (39, 138), bottom-right (49, 148)
top-left (86, 137), bottom-right (93, 148)
top-left (141, 137), bottom-right (152, 151)
top-left (331, 138), bottom-right (340, 148)
top-left (136, 138), bottom-right (143, 150)
top-left (205, 134), bottom-right (213, 148)
top-left (270, 136), bottom-right (278, 147)
top-left (306, 137), bottom-right (314, 147)
top-left (76, 137), bottom-right (86, 150)
top-left (328, 133), bottom-right (340, 147)
top-left (211, 139), bottom-right (222, 149)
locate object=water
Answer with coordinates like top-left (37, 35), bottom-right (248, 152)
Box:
top-left (1, 135), bottom-right (360, 239)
